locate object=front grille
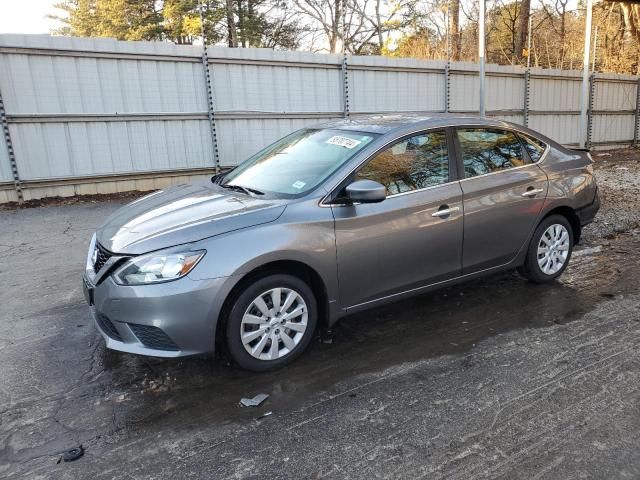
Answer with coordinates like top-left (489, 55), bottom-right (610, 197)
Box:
top-left (129, 324), bottom-right (179, 351)
top-left (93, 243), bottom-right (112, 273)
top-left (96, 313), bottom-right (123, 341)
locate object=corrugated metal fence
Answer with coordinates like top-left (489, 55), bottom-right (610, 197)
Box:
top-left (0, 34), bottom-right (638, 203)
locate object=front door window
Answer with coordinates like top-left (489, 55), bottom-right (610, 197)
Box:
top-left (355, 131), bottom-right (449, 195)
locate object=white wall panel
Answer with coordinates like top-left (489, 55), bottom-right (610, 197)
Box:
top-left (0, 34), bottom-right (636, 193)
top-left (592, 114), bottom-right (635, 143)
top-left (528, 114), bottom-right (582, 145)
top-left (486, 75), bottom-right (524, 111)
top-left (529, 76), bottom-right (582, 112)
top-left (208, 47), bottom-right (342, 113)
top-left (0, 129), bottom-right (12, 182)
top-left (11, 120), bottom-right (213, 180)
top-left (450, 64), bottom-right (525, 114)
top-left (348, 56), bottom-right (446, 113)
top-left (349, 69), bottom-right (445, 113)
top-left (593, 80), bottom-right (637, 111)
top-left (449, 73), bottom-right (479, 112)
top-left (0, 54), bottom-right (206, 114)
top-left (216, 117), bottom-right (342, 166)
top-left (211, 63), bottom-right (341, 113)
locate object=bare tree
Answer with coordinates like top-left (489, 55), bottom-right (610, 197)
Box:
top-left (226, 0), bottom-right (239, 46)
top-left (292, 0), bottom-right (417, 54)
top-left (515, 0), bottom-right (531, 60)
top-left (293, 0), bottom-right (344, 52)
top-left (449, 0), bottom-right (460, 60)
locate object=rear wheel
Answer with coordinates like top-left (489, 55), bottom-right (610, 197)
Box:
top-left (519, 214), bottom-right (574, 283)
top-left (225, 274), bottom-right (317, 371)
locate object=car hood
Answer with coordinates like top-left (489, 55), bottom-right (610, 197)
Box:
top-left (96, 181), bottom-right (287, 254)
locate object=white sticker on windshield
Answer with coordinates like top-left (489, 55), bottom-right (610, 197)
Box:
top-left (292, 180), bottom-right (306, 189)
top-left (326, 135), bottom-right (362, 149)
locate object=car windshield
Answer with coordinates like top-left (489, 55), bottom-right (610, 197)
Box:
top-left (221, 129), bottom-right (378, 196)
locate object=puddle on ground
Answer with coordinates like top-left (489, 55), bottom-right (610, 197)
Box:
top-left (7, 232), bottom-right (640, 467)
top-left (78, 232), bottom-right (640, 434)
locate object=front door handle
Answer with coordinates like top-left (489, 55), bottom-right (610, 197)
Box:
top-left (521, 187), bottom-right (544, 198)
top-left (432, 206), bottom-right (460, 218)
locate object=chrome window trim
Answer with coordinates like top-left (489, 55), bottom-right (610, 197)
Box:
top-left (319, 122), bottom-right (551, 207)
top-left (457, 159), bottom-right (546, 183)
top-left (384, 180), bottom-right (459, 199)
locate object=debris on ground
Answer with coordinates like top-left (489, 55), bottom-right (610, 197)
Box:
top-left (57, 446), bottom-right (84, 463)
top-left (573, 245), bottom-right (604, 257)
top-left (319, 329), bottom-right (334, 344)
top-left (239, 393), bottom-right (269, 407)
top-left (256, 411), bottom-right (273, 421)
top-left (581, 152), bottom-right (640, 244)
top-left (0, 191), bottom-right (151, 211)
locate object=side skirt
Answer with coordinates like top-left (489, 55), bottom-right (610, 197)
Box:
top-left (331, 258), bottom-right (525, 323)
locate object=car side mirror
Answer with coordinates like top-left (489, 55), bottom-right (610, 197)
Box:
top-left (345, 180), bottom-right (386, 204)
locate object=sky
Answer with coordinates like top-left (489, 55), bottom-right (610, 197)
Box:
top-left (0, 0), bottom-right (61, 34)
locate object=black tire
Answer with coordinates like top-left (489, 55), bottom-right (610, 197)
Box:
top-left (225, 273), bottom-right (317, 372)
top-left (519, 214), bottom-right (574, 284)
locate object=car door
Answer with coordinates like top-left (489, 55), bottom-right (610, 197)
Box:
top-left (455, 127), bottom-right (549, 274)
top-left (329, 129), bottom-right (464, 309)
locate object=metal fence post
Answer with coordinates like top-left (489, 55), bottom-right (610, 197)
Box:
top-left (523, 69), bottom-right (530, 127)
top-left (201, 50), bottom-right (220, 173)
top-left (341, 53), bottom-right (350, 119)
top-left (634, 77), bottom-right (640, 147)
top-left (0, 88), bottom-right (22, 203)
top-left (444, 63), bottom-right (450, 113)
top-left (587, 72), bottom-right (596, 149)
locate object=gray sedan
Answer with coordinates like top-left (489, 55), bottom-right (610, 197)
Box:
top-left (83, 114), bottom-right (600, 371)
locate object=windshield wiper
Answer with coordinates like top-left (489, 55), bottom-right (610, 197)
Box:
top-left (220, 183), bottom-right (264, 196)
top-left (212, 166), bottom-right (237, 184)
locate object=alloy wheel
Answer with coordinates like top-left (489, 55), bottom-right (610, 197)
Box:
top-left (240, 287), bottom-right (308, 361)
top-left (537, 223), bottom-right (570, 275)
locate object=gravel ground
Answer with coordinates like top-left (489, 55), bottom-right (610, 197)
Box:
top-left (1, 151), bottom-right (640, 479)
top-left (582, 149), bottom-right (640, 242)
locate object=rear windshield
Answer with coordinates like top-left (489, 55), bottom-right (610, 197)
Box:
top-left (222, 129), bottom-right (378, 196)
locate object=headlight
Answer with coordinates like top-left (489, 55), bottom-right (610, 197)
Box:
top-left (113, 249), bottom-right (205, 285)
top-left (86, 233), bottom-right (97, 274)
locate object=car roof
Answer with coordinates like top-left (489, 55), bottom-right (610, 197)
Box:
top-left (312, 113), bottom-right (538, 137)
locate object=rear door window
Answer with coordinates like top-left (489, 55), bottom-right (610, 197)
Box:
top-left (456, 129), bottom-right (529, 178)
top-left (518, 134), bottom-right (547, 162)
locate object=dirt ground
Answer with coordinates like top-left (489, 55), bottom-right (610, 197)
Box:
top-left (1, 151), bottom-right (640, 479)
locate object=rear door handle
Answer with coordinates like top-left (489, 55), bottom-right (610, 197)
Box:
top-left (521, 188), bottom-right (544, 198)
top-left (432, 206), bottom-right (460, 218)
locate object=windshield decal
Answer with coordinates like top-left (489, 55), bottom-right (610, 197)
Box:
top-left (326, 135), bottom-right (362, 149)
top-left (292, 180), bottom-right (306, 189)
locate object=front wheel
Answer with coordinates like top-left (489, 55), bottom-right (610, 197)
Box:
top-left (225, 274), bottom-right (317, 371)
top-left (519, 215), bottom-right (574, 283)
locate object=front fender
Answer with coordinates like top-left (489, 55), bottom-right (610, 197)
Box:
top-left (188, 200), bottom-right (339, 320)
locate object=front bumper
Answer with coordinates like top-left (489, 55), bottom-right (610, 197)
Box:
top-left (83, 273), bottom-right (231, 358)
